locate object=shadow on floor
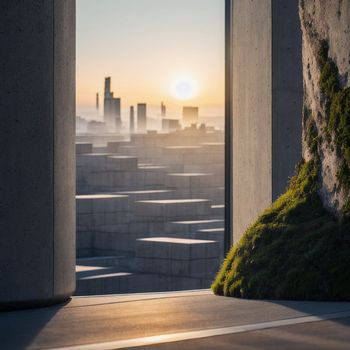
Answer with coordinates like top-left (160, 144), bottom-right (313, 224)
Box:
top-left (0, 299), bottom-right (71, 350)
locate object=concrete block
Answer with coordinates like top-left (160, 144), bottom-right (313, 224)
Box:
top-left (75, 271), bottom-right (211, 295)
top-left (76, 231), bottom-right (93, 251)
top-left (106, 156), bottom-right (138, 171)
top-left (134, 199), bottom-right (212, 219)
top-left (165, 173), bottom-right (218, 189)
top-left (76, 256), bottom-right (135, 269)
top-left (195, 228), bottom-right (225, 253)
top-left (93, 231), bottom-right (143, 255)
top-left (136, 257), bottom-right (219, 279)
top-left (183, 163), bottom-right (224, 175)
top-left (106, 141), bottom-right (130, 153)
top-left (136, 237), bottom-right (219, 259)
top-left (163, 146), bottom-right (201, 157)
top-left (199, 142), bottom-right (225, 154)
top-left (136, 237), bottom-right (220, 278)
top-left (211, 204), bottom-right (225, 216)
top-left (92, 212), bottom-right (131, 226)
top-left (116, 190), bottom-right (174, 201)
top-left (76, 143), bottom-right (93, 154)
top-left (170, 219), bottom-right (225, 233)
top-left (77, 153), bottom-right (112, 170)
top-left (76, 194), bottom-right (129, 214)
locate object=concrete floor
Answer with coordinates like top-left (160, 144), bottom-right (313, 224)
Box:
top-left (1, 290), bottom-right (350, 350)
top-left (133, 319), bottom-right (350, 350)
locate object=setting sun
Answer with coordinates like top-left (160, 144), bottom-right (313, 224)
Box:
top-left (172, 79), bottom-right (198, 100)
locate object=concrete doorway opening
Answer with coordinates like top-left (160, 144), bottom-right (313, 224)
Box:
top-left (74, 0), bottom-right (228, 295)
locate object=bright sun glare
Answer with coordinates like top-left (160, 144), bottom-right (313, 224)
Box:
top-left (172, 79), bottom-right (197, 100)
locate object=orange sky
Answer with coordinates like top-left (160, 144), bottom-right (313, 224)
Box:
top-left (76, 0), bottom-right (225, 113)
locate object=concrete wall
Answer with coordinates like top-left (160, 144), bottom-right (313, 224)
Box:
top-left (271, 1), bottom-right (303, 200)
top-left (0, 0), bottom-right (75, 309)
top-left (231, 0), bottom-right (302, 242)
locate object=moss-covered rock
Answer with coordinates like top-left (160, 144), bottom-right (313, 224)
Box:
top-left (212, 7), bottom-right (350, 300)
top-left (319, 42), bottom-right (350, 214)
top-left (300, 1), bottom-right (350, 217)
top-left (212, 160), bottom-right (350, 300)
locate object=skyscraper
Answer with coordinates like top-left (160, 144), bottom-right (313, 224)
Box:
top-left (104, 77), bottom-right (121, 132)
top-left (104, 77), bottom-right (112, 99)
top-left (137, 103), bottom-right (147, 133)
top-left (161, 101), bottom-right (166, 118)
top-left (96, 93), bottom-right (99, 110)
top-left (182, 106), bottom-right (199, 127)
top-left (130, 106), bottom-right (135, 133)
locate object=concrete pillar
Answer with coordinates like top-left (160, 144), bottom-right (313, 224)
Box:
top-left (0, 1), bottom-right (76, 309)
top-left (230, 0), bottom-right (302, 242)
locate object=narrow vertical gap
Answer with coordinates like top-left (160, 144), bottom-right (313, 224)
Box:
top-left (224, 0), bottom-right (233, 253)
top-left (52, 0), bottom-right (55, 297)
top-left (271, 0), bottom-right (274, 204)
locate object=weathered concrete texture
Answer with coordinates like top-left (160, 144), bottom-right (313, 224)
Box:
top-left (136, 237), bottom-right (220, 279)
top-left (300, 0), bottom-right (350, 215)
top-left (272, 1), bottom-right (303, 199)
top-left (54, 0), bottom-right (76, 302)
top-left (0, 1), bottom-right (75, 308)
top-left (232, 0), bottom-right (302, 242)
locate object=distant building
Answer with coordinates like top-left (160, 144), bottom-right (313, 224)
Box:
top-left (87, 120), bottom-right (107, 133)
top-left (104, 77), bottom-right (121, 132)
top-left (137, 103), bottom-right (147, 133)
top-left (182, 106), bottom-right (199, 127)
top-left (76, 116), bottom-right (88, 133)
top-left (162, 118), bottom-right (181, 132)
top-left (96, 93), bottom-right (99, 110)
top-left (130, 106), bottom-right (135, 133)
top-left (161, 102), bottom-right (166, 118)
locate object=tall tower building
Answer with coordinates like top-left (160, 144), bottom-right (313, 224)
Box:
top-left (96, 93), bottom-right (99, 110)
top-left (104, 77), bottom-right (112, 99)
top-left (161, 101), bottom-right (166, 118)
top-left (130, 106), bottom-right (135, 133)
top-left (137, 103), bottom-right (147, 133)
top-left (182, 106), bottom-right (199, 127)
top-left (103, 77), bottom-right (121, 132)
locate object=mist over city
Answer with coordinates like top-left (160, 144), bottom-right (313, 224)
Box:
top-left (76, 0), bottom-right (225, 134)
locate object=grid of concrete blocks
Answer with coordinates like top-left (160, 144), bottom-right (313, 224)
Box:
top-left (76, 127), bottom-right (225, 295)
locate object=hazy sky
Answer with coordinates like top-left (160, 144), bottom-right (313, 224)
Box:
top-left (76, 0), bottom-right (225, 114)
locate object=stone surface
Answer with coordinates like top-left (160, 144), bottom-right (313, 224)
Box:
top-left (0, 0), bottom-right (75, 308)
top-left (300, 0), bottom-right (350, 215)
top-left (231, 0), bottom-right (302, 242)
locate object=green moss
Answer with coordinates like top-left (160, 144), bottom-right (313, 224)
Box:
top-left (306, 119), bottom-right (319, 157)
top-left (320, 61), bottom-right (340, 99)
top-left (316, 40), bottom-right (350, 214)
top-left (212, 160), bottom-right (350, 300)
top-left (323, 62), bottom-right (350, 201)
top-left (318, 40), bottom-right (329, 68)
top-left (343, 199), bottom-right (350, 218)
top-left (338, 160), bottom-right (350, 192)
top-left (212, 39), bottom-right (350, 301)
top-left (329, 88), bottom-right (350, 166)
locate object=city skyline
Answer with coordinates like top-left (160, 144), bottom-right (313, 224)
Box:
top-left (76, 0), bottom-right (225, 115)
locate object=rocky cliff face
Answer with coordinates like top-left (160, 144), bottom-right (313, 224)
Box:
top-left (300, 0), bottom-right (350, 217)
